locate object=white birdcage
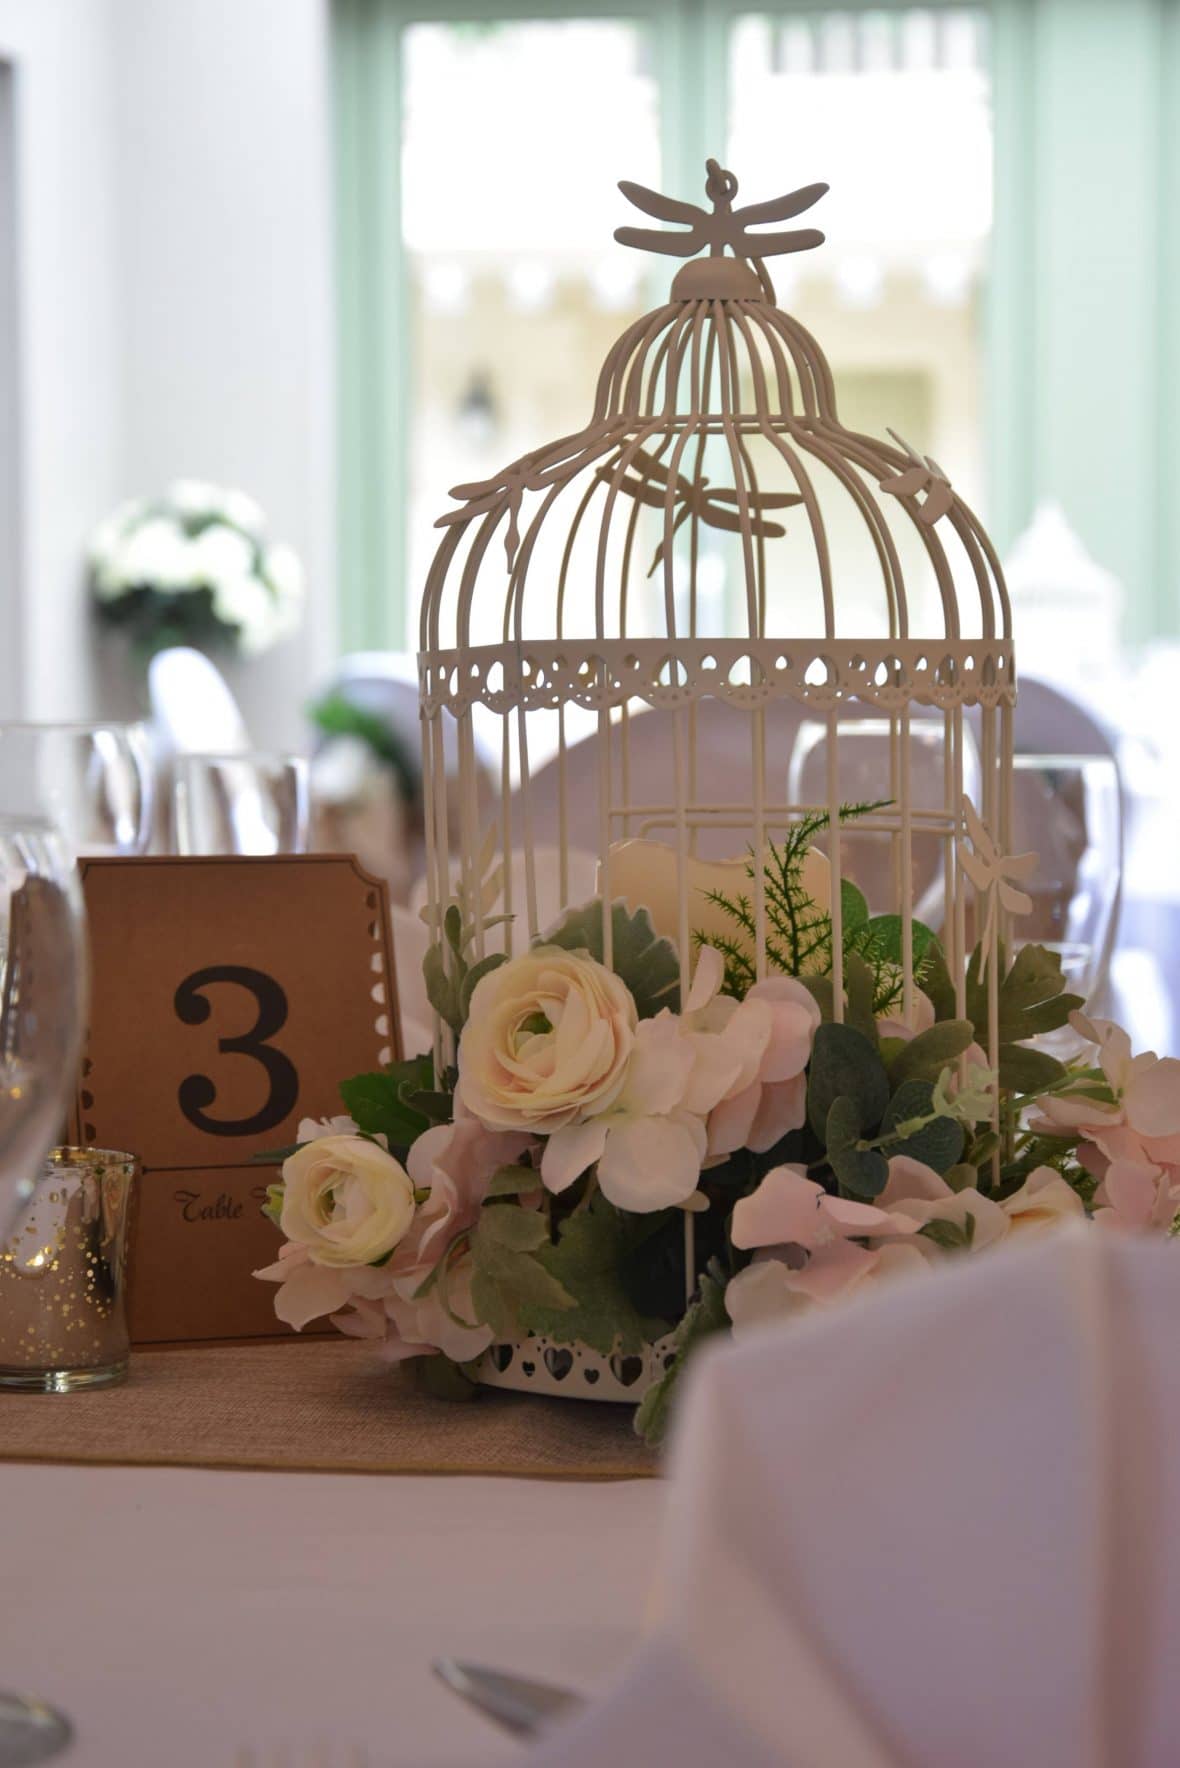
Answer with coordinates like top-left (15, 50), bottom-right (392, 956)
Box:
top-left (417, 161), bottom-right (1018, 1401)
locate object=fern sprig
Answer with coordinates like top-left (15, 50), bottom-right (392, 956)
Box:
top-left (694, 801), bottom-right (935, 1007)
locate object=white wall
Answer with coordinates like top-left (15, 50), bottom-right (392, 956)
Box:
top-left (0, 0), bottom-right (335, 746)
top-left (110, 0), bottom-right (336, 750)
top-left (0, 0), bottom-right (124, 720)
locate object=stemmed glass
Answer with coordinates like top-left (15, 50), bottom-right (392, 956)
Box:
top-left (0, 816), bottom-right (87, 1763)
top-left (786, 717), bottom-right (982, 930)
top-left (1009, 753), bottom-right (1123, 1008)
top-left (0, 722), bottom-right (155, 857)
top-left (173, 751), bottom-right (309, 855)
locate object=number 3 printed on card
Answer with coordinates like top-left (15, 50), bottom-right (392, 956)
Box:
top-left (174, 965), bottom-right (300, 1137)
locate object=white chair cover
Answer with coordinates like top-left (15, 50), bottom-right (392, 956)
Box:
top-left (148, 647), bottom-right (251, 757)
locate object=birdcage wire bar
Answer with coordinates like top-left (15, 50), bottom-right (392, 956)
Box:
top-left (417, 163), bottom-right (1016, 1342)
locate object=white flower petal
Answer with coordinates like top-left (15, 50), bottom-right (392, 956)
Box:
top-left (541, 1118), bottom-right (609, 1194)
top-left (596, 1113), bottom-right (705, 1212)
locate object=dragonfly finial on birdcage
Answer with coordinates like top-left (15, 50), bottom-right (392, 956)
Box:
top-left (614, 159), bottom-right (828, 262)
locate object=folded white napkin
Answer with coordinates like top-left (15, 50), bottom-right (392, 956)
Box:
top-left (530, 1229), bottom-right (1180, 1767)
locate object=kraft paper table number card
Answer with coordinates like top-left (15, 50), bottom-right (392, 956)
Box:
top-left (71, 854), bottom-right (401, 1346)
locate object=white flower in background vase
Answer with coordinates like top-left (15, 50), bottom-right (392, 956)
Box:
top-left (214, 486), bottom-right (266, 536)
top-left (87, 479), bottom-right (304, 660)
top-left (263, 541), bottom-right (305, 603)
top-left (103, 516), bottom-right (194, 594)
top-left (187, 521), bottom-right (256, 586)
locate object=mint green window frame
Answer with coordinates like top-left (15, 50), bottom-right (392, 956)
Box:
top-left (335, 0), bottom-right (1180, 653)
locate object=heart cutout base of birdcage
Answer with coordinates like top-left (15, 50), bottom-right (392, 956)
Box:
top-left (472, 1332), bottom-right (678, 1403)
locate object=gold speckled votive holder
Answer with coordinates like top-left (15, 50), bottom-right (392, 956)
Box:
top-left (0, 1147), bottom-right (139, 1392)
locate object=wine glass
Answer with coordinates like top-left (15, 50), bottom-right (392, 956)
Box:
top-left (786, 716), bottom-right (982, 930)
top-left (0, 816), bottom-right (87, 1762)
top-left (1009, 753), bottom-right (1123, 1008)
top-left (173, 751), bottom-right (309, 855)
top-left (0, 722), bottom-right (155, 856)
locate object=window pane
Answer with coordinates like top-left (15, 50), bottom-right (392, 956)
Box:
top-left (728, 9), bottom-right (992, 631)
top-left (402, 20), bottom-right (660, 650)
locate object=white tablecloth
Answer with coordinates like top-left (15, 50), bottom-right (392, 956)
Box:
top-left (2, 1465), bottom-right (662, 1767)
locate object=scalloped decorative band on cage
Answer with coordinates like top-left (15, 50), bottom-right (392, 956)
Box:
top-left (417, 162), bottom-right (1018, 1371)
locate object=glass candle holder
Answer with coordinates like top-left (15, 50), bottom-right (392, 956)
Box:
top-left (0, 1147), bottom-right (138, 1392)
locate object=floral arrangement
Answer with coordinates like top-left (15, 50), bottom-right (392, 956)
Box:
top-left (88, 479), bottom-right (304, 659)
top-left (255, 822), bottom-right (1180, 1443)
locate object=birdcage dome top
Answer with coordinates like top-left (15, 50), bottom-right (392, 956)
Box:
top-left (419, 162), bottom-right (1013, 725)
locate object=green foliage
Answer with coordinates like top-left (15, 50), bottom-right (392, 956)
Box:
top-left (485, 1164), bottom-right (541, 1198)
top-left (887, 1020), bottom-right (976, 1087)
top-left (921, 939), bottom-right (959, 1022)
top-left (879, 1079), bottom-right (965, 1175)
top-left (523, 1192), bottom-right (670, 1355)
top-left (633, 1263), bottom-right (730, 1448)
top-left (340, 1054), bottom-right (440, 1150)
top-left (308, 691), bottom-right (420, 802)
top-left (696, 807), bottom-right (937, 1013)
top-left (964, 941), bottom-right (1083, 1046)
top-left (468, 1206), bottom-right (575, 1343)
top-left (415, 1355), bottom-right (479, 1402)
top-left (807, 1022), bottom-right (891, 1140)
top-left (544, 899), bottom-right (680, 1018)
top-left (826, 1095), bottom-right (888, 1197)
top-left (261, 1182), bottom-right (284, 1227)
top-left (918, 1215), bottom-right (976, 1252)
top-left (423, 909), bottom-right (508, 1038)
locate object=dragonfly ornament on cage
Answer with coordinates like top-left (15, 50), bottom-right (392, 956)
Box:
top-left (257, 161), bottom-right (1172, 1440)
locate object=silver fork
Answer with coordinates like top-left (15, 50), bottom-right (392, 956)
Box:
top-left (433, 1659), bottom-right (586, 1738)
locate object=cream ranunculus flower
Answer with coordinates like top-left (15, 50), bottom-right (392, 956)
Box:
top-left (457, 947), bottom-right (637, 1134)
top-left (279, 1135), bottom-right (416, 1268)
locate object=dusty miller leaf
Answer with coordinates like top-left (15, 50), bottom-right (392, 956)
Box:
top-left (524, 1193), bottom-right (670, 1355)
top-left (469, 1206), bottom-right (575, 1343)
top-left (544, 898), bottom-right (680, 1019)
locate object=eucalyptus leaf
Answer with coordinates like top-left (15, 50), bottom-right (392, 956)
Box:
top-left (826, 1094), bottom-right (888, 1198)
top-left (807, 1021), bottom-right (890, 1139)
top-left (880, 1079), bottom-right (965, 1175)
top-left (888, 1020), bottom-right (976, 1086)
top-left (843, 952), bottom-right (879, 1043)
top-left (799, 974), bottom-right (836, 1022)
top-left (544, 899), bottom-right (680, 1019)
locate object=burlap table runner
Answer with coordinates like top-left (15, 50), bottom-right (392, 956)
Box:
top-left (0, 1339), bottom-right (658, 1479)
